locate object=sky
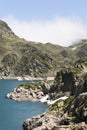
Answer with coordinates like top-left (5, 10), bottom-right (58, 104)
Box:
top-left (0, 0), bottom-right (87, 46)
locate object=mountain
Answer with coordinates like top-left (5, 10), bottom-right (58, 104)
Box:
top-left (0, 20), bottom-right (87, 78)
top-left (69, 39), bottom-right (87, 58)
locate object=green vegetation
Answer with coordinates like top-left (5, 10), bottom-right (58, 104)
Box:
top-left (19, 82), bottom-right (41, 90)
top-left (64, 96), bottom-right (72, 107)
top-left (49, 99), bottom-right (64, 112)
top-left (49, 97), bottom-right (72, 114)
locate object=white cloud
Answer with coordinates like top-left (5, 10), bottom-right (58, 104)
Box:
top-left (2, 16), bottom-right (87, 46)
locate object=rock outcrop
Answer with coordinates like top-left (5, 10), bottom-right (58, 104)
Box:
top-left (6, 81), bottom-right (51, 102)
top-left (23, 97), bottom-right (75, 130)
top-left (7, 87), bottom-right (44, 102)
top-left (23, 63), bottom-right (87, 130)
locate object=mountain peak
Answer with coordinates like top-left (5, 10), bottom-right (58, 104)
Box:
top-left (0, 19), bottom-right (18, 41)
top-left (0, 20), bottom-right (11, 31)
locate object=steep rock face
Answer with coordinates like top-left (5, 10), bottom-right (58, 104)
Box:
top-left (50, 58), bottom-right (87, 95)
top-left (62, 71), bottom-right (75, 92)
top-left (66, 74), bottom-right (87, 123)
top-left (50, 70), bottom-right (76, 95)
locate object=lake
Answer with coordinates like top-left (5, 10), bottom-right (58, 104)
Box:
top-left (0, 79), bottom-right (48, 130)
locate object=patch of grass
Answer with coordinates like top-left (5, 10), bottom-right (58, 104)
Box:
top-left (49, 97), bottom-right (72, 113)
top-left (49, 99), bottom-right (64, 112)
top-left (64, 96), bottom-right (72, 107)
top-left (19, 82), bottom-right (41, 90)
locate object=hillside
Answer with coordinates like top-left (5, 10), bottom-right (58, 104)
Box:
top-left (69, 39), bottom-right (87, 58)
top-left (0, 20), bottom-right (87, 78)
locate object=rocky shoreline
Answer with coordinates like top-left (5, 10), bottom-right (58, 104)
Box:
top-left (6, 81), bottom-right (68, 105)
top-left (22, 72), bottom-right (87, 130)
top-left (6, 85), bottom-right (45, 102)
top-left (0, 75), bottom-right (54, 81)
top-left (6, 62), bottom-right (87, 130)
top-left (23, 112), bottom-right (87, 130)
top-left (0, 76), bottom-right (43, 80)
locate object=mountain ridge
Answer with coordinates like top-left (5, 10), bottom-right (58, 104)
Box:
top-left (0, 20), bottom-right (87, 78)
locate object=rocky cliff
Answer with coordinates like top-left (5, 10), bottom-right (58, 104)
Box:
top-left (22, 58), bottom-right (87, 130)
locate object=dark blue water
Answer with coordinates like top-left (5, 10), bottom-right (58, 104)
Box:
top-left (0, 79), bottom-right (48, 130)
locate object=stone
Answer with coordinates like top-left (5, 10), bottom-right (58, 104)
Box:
top-left (74, 122), bottom-right (87, 130)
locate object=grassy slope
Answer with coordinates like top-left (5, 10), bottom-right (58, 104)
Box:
top-left (0, 20), bottom-right (87, 77)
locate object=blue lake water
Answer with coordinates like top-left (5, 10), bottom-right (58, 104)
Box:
top-left (0, 79), bottom-right (48, 130)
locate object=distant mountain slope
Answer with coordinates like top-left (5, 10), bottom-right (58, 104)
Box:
top-left (0, 20), bottom-right (87, 78)
top-left (69, 39), bottom-right (87, 58)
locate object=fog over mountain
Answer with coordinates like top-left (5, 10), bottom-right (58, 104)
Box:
top-left (3, 16), bottom-right (87, 47)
